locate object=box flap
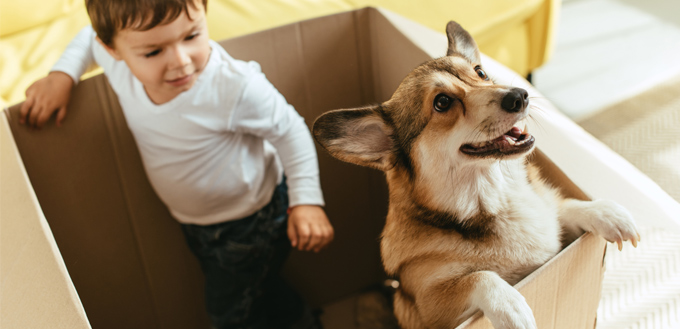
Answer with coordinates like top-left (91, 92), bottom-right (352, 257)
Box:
top-left (457, 233), bottom-right (605, 329)
top-left (1, 113), bottom-right (90, 329)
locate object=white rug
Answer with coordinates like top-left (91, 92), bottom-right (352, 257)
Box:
top-left (578, 77), bottom-right (680, 329)
top-left (598, 225), bottom-right (680, 329)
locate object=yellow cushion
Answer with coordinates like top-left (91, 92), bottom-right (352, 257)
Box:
top-left (206, 0), bottom-right (542, 43)
top-left (0, 0), bottom-right (559, 107)
top-left (0, 0), bottom-right (84, 37)
top-left (0, 6), bottom-right (91, 107)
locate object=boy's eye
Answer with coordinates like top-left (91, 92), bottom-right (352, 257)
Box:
top-left (185, 33), bottom-right (199, 41)
top-left (145, 49), bottom-right (161, 58)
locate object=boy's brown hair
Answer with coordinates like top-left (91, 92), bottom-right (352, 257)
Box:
top-left (86, 0), bottom-right (208, 47)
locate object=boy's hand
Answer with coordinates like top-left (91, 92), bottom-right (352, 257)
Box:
top-left (287, 205), bottom-right (334, 253)
top-left (20, 71), bottom-right (74, 128)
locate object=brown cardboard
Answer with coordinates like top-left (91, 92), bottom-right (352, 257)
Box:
top-left (457, 233), bottom-right (605, 329)
top-left (3, 7), bottom-right (612, 329)
top-left (1, 115), bottom-right (91, 329)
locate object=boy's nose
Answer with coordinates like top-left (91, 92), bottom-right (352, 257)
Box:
top-left (170, 45), bottom-right (192, 68)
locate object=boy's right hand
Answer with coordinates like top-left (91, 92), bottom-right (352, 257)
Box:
top-left (20, 71), bottom-right (74, 128)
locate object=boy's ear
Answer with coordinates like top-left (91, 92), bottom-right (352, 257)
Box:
top-left (446, 21), bottom-right (481, 65)
top-left (96, 36), bottom-right (122, 61)
top-left (313, 106), bottom-right (395, 171)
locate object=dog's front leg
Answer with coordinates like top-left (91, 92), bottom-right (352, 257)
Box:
top-left (417, 271), bottom-right (536, 329)
top-left (558, 199), bottom-right (640, 250)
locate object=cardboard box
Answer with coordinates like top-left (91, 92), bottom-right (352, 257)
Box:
top-left (3, 7), bottom-right (678, 329)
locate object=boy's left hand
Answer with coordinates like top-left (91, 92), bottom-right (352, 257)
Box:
top-left (287, 205), bottom-right (334, 252)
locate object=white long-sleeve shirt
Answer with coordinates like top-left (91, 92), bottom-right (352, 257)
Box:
top-left (52, 26), bottom-right (324, 225)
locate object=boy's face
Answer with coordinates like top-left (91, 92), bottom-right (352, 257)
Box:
top-left (100, 1), bottom-right (210, 104)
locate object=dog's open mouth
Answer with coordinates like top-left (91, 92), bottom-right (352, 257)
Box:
top-left (460, 125), bottom-right (535, 157)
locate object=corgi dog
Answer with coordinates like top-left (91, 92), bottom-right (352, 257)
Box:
top-left (312, 21), bottom-right (640, 329)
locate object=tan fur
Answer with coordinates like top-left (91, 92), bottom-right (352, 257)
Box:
top-left (313, 21), bottom-right (639, 329)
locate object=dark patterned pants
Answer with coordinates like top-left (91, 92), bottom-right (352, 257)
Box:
top-left (181, 179), bottom-right (320, 329)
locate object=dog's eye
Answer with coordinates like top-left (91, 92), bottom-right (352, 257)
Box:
top-left (434, 94), bottom-right (454, 112)
top-left (475, 66), bottom-right (489, 81)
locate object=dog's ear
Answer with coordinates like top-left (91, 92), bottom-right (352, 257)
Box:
top-left (313, 106), bottom-right (394, 171)
top-left (446, 21), bottom-right (481, 65)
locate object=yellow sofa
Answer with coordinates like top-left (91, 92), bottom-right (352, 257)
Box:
top-left (0, 0), bottom-right (559, 108)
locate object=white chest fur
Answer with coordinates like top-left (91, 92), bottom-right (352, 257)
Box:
top-left (382, 160), bottom-right (563, 283)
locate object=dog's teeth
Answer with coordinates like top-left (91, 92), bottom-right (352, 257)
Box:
top-left (505, 136), bottom-right (516, 145)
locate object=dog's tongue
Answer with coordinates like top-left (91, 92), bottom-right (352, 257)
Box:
top-left (461, 124), bottom-right (534, 156)
top-left (489, 126), bottom-right (522, 143)
top-left (507, 126), bottom-right (523, 139)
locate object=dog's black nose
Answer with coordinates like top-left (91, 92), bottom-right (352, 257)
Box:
top-left (501, 88), bottom-right (529, 113)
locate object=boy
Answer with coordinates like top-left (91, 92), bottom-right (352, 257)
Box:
top-left (20, 0), bottom-right (334, 328)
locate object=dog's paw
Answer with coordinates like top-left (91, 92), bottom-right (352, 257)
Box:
top-left (582, 199), bottom-right (640, 251)
top-left (483, 287), bottom-right (537, 329)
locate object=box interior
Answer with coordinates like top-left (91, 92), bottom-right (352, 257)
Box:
top-left (3, 7), bottom-right (604, 329)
